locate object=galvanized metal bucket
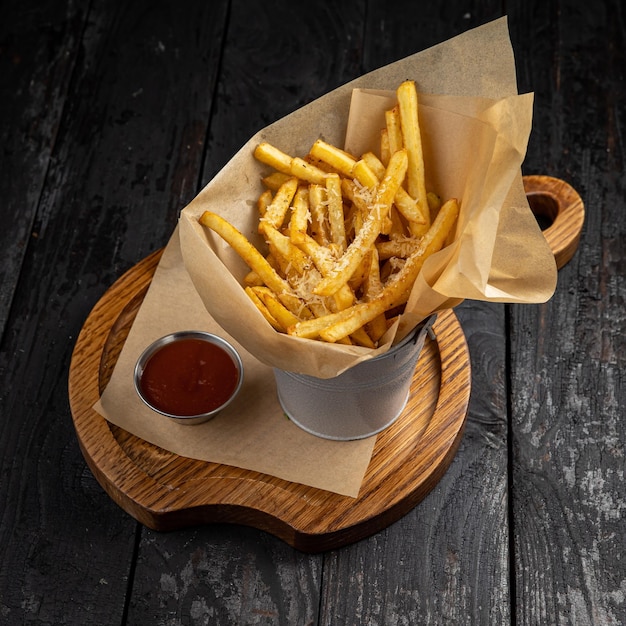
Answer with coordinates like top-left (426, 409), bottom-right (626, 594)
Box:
top-left (273, 316), bottom-right (435, 440)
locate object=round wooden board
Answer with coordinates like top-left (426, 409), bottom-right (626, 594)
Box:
top-left (68, 250), bottom-right (471, 553)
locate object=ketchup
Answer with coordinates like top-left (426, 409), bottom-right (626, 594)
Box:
top-left (139, 338), bottom-right (239, 416)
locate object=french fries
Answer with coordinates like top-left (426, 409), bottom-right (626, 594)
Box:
top-left (199, 80), bottom-right (459, 346)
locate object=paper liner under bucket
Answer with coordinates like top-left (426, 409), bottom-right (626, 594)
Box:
top-left (273, 316), bottom-right (436, 440)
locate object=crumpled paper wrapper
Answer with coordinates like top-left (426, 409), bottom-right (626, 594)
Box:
top-left (179, 17), bottom-right (557, 379)
top-left (95, 17), bottom-right (557, 498)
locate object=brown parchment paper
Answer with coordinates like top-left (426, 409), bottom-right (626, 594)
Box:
top-left (94, 231), bottom-right (376, 497)
top-left (94, 17), bottom-right (557, 498)
top-left (178, 16), bottom-right (557, 379)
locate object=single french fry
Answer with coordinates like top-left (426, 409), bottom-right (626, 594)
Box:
top-left (363, 248), bottom-right (388, 342)
top-left (262, 171), bottom-right (292, 191)
top-left (325, 173), bottom-right (347, 251)
top-left (259, 177), bottom-right (298, 230)
top-left (260, 222), bottom-right (311, 275)
top-left (287, 309), bottom-right (349, 339)
top-left (257, 188), bottom-right (273, 217)
top-left (396, 80), bottom-right (429, 233)
top-left (245, 286), bottom-right (282, 331)
top-left (349, 326), bottom-right (376, 349)
top-left (289, 186), bottom-right (310, 244)
top-left (376, 237), bottom-right (422, 260)
top-left (387, 205), bottom-right (407, 239)
top-left (361, 151), bottom-right (386, 179)
top-left (348, 248), bottom-right (372, 292)
top-left (385, 105), bottom-right (403, 156)
top-left (307, 183), bottom-right (330, 245)
top-left (289, 157), bottom-right (328, 185)
top-left (427, 191), bottom-right (442, 217)
top-left (254, 142), bottom-right (327, 185)
top-left (254, 142), bottom-right (292, 171)
top-left (351, 159), bottom-right (379, 188)
top-left (243, 269), bottom-right (264, 286)
top-left (313, 149), bottom-right (408, 297)
top-left (255, 286), bottom-right (302, 332)
top-left (363, 246), bottom-right (383, 297)
top-left (309, 139), bottom-right (357, 177)
top-left (380, 128), bottom-right (391, 166)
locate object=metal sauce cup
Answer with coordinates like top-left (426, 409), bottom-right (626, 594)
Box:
top-left (134, 331), bottom-right (244, 425)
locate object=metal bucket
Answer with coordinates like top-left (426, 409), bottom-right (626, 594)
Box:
top-left (273, 316), bottom-right (435, 440)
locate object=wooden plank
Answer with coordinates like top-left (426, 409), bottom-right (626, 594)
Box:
top-left (128, 525), bottom-right (323, 624)
top-left (0, 0), bottom-right (88, 338)
top-left (509, 1), bottom-right (626, 623)
top-left (0, 1), bottom-right (229, 623)
top-left (362, 0), bottom-right (503, 72)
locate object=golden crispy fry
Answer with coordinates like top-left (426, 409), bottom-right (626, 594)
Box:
top-left (260, 222), bottom-right (311, 275)
top-left (376, 237), bottom-right (422, 260)
top-left (362, 248), bottom-right (388, 342)
top-left (254, 142), bottom-right (292, 172)
top-left (325, 173), bottom-right (347, 251)
top-left (243, 269), bottom-right (264, 286)
top-left (245, 286), bottom-right (282, 331)
top-left (351, 159), bottom-right (379, 188)
top-left (360, 151), bottom-right (386, 178)
top-left (308, 184), bottom-right (331, 245)
top-left (309, 139), bottom-right (357, 176)
top-left (348, 248), bottom-right (372, 292)
top-left (427, 191), bottom-right (442, 217)
top-left (288, 309), bottom-right (350, 339)
top-left (255, 286), bottom-right (302, 332)
top-left (290, 157), bottom-right (328, 184)
top-left (262, 171), bottom-right (292, 191)
top-left (257, 189), bottom-right (273, 217)
top-left (380, 128), bottom-right (391, 166)
top-left (385, 105), bottom-right (403, 156)
top-left (254, 142), bottom-right (327, 184)
top-left (288, 186), bottom-right (310, 245)
top-left (260, 177), bottom-right (298, 230)
top-left (396, 80), bottom-right (429, 233)
top-left (349, 326), bottom-right (376, 349)
top-left (387, 206), bottom-right (406, 239)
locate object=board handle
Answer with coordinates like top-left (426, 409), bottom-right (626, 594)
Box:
top-left (523, 175), bottom-right (585, 270)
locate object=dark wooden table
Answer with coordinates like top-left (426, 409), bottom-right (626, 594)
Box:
top-left (1, 1), bottom-right (624, 624)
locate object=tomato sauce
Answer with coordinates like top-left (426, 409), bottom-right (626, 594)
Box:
top-left (139, 338), bottom-right (239, 416)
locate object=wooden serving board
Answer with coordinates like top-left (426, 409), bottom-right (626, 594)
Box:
top-left (68, 249), bottom-right (471, 553)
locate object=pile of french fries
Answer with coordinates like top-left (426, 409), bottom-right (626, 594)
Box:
top-left (199, 80), bottom-right (459, 348)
